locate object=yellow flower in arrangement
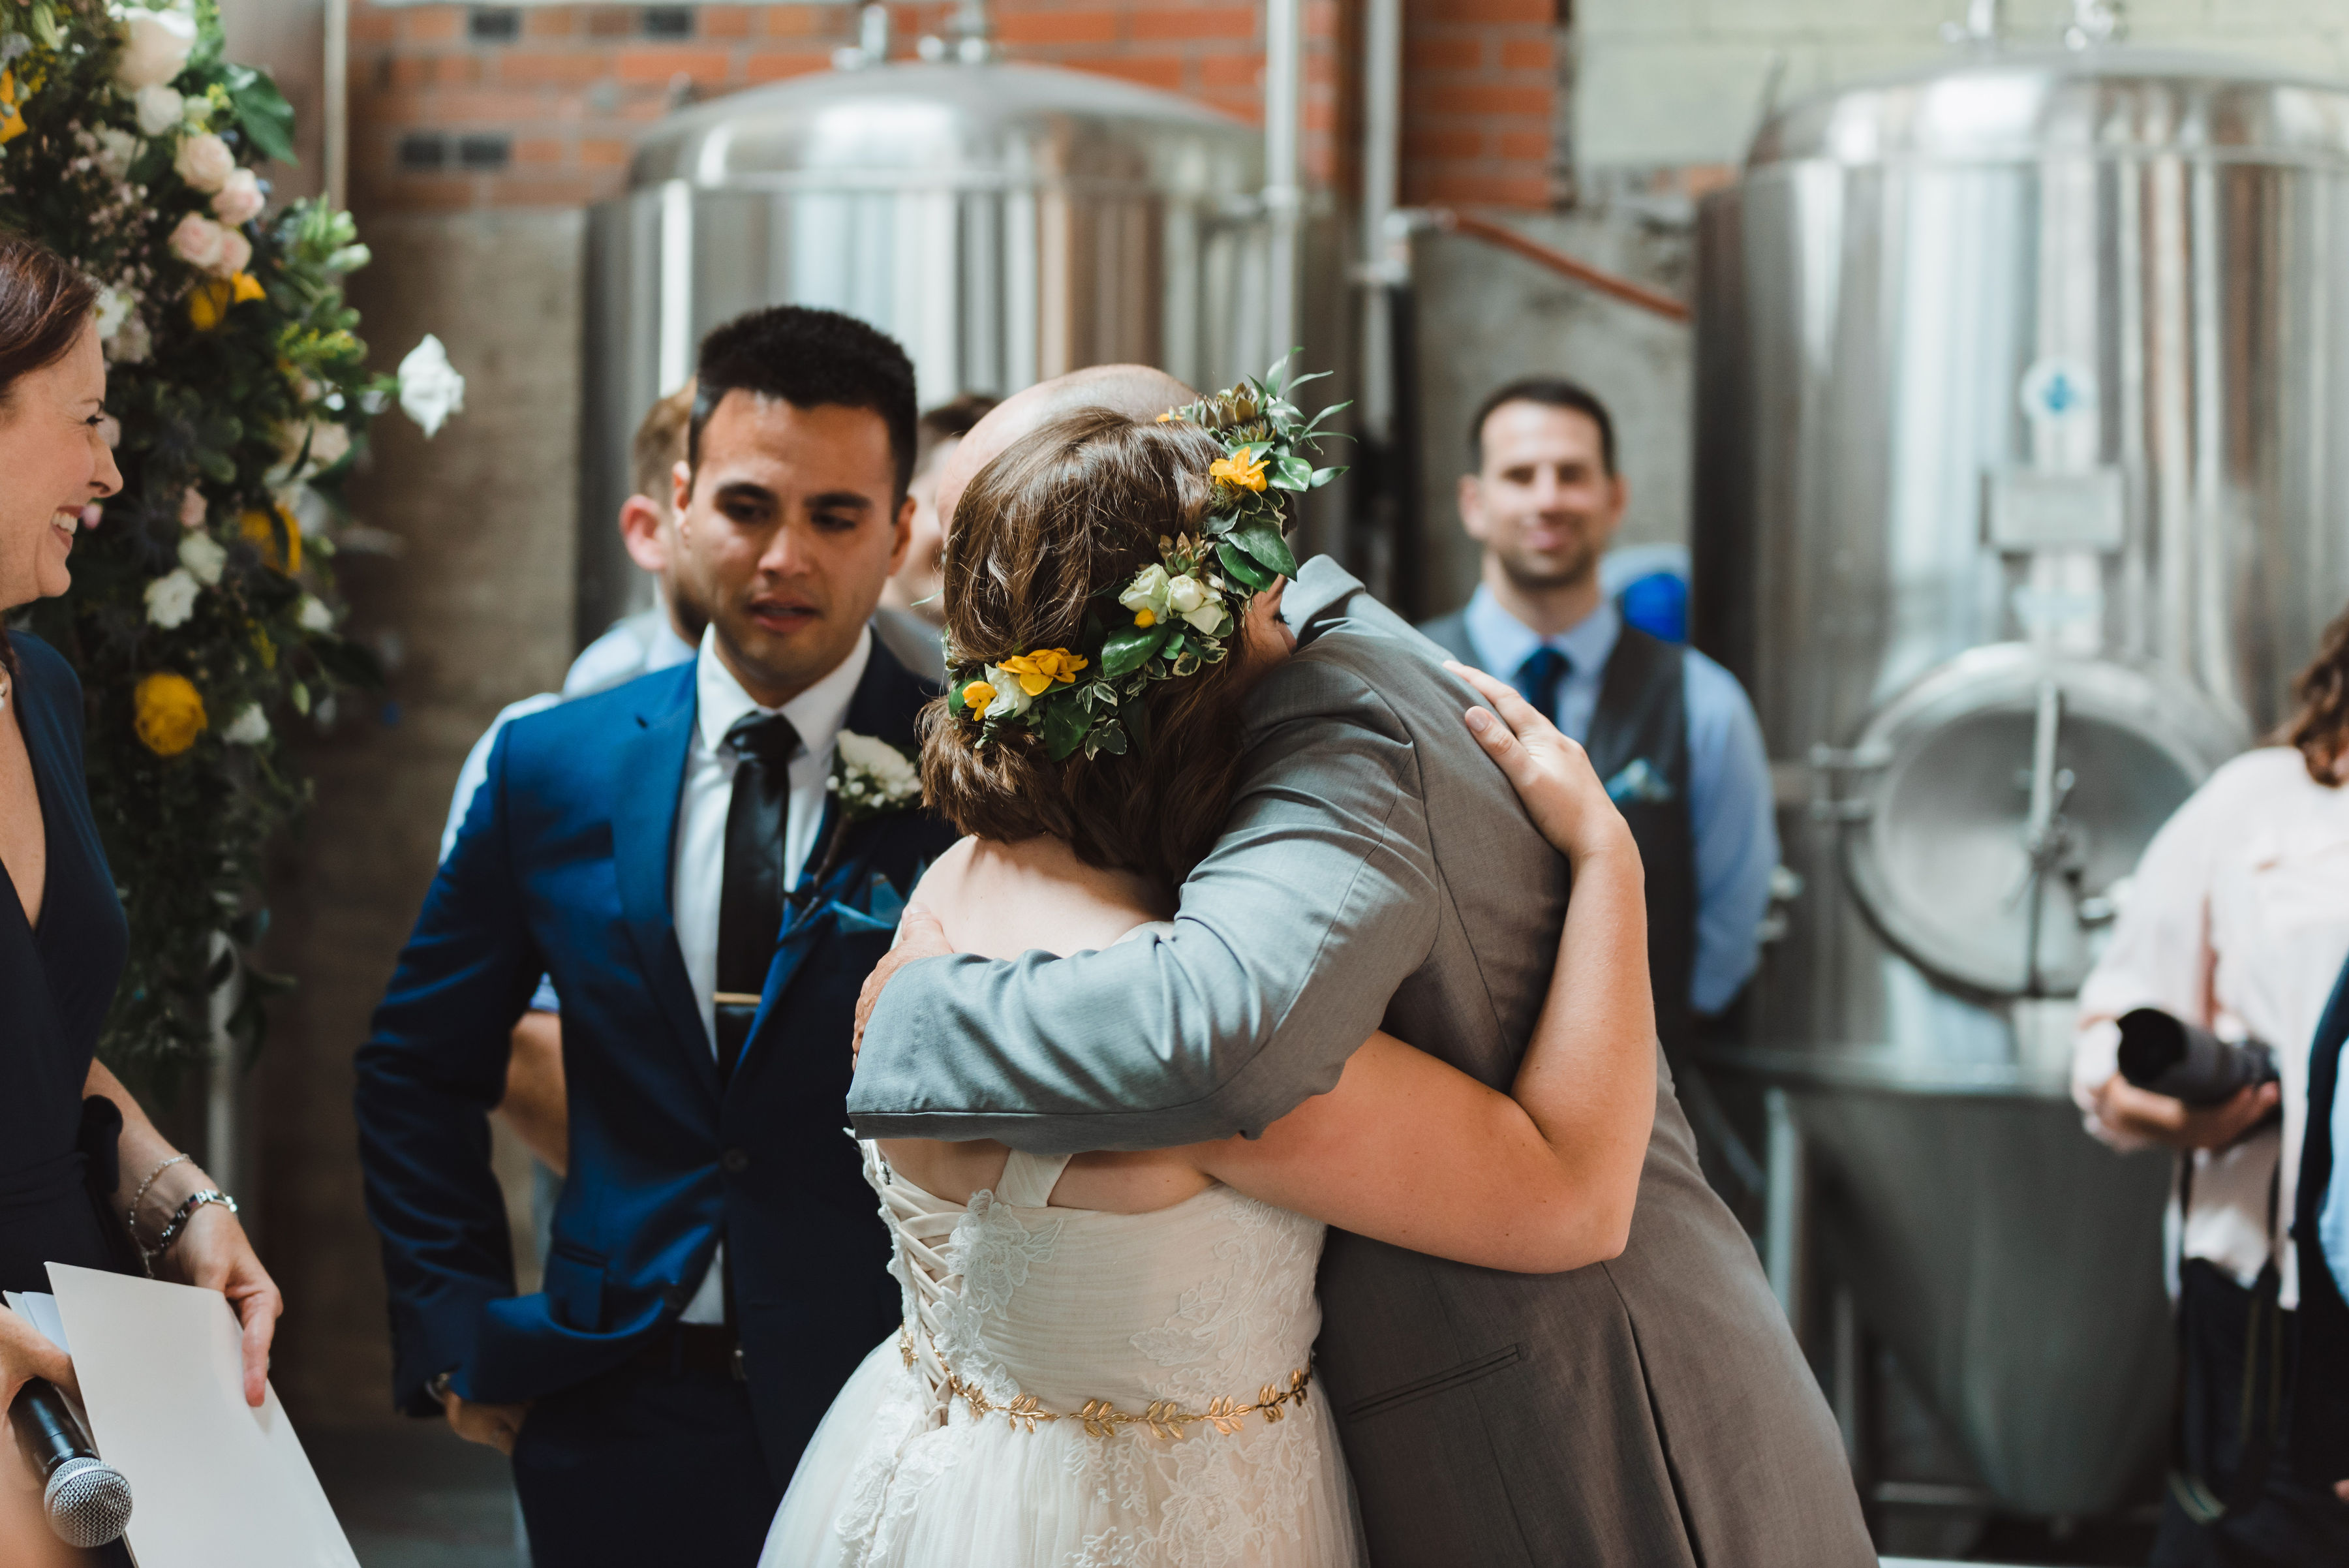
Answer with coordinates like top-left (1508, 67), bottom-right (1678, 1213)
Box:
top-left (133, 671), bottom-right (208, 757)
top-left (996, 647), bottom-right (1089, 696)
top-left (231, 271), bottom-right (265, 303)
top-left (1208, 450), bottom-right (1269, 493)
top-left (0, 72), bottom-right (27, 146)
top-left (961, 677), bottom-right (999, 717)
top-left (188, 273), bottom-right (265, 331)
top-left (239, 504), bottom-right (301, 574)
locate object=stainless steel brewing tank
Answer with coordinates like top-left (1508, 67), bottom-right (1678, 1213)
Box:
top-left (579, 61), bottom-right (1278, 641)
top-left (1693, 49), bottom-right (2349, 1518)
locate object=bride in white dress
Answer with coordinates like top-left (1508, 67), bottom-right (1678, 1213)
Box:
top-left (761, 399), bottom-right (1658, 1568)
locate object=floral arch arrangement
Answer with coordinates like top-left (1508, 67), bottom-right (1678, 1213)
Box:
top-left (4, 0), bottom-right (435, 1075)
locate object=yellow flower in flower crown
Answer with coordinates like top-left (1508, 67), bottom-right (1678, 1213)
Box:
top-left (133, 671), bottom-right (208, 757)
top-left (1208, 450), bottom-right (1270, 493)
top-left (960, 678), bottom-right (999, 720)
top-left (996, 647), bottom-right (1088, 696)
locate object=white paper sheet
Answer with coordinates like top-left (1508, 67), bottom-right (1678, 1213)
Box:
top-left (2, 1291), bottom-right (70, 1354)
top-left (46, 1263), bottom-right (358, 1568)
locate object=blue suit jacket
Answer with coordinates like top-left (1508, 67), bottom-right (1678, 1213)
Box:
top-left (355, 639), bottom-right (958, 1479)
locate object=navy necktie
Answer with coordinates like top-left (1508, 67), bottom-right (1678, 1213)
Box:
top-left (1512, 647), bottom-right (1571, 725)
top-left (715, 710), bottom-right (801, 1078)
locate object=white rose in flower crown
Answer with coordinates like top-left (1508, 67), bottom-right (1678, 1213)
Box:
top-left (176, 530), bottom-right (226, 586)
top-left (144, 567), bottom-right (200, 628)
top-left (167, 211), bottom-right (225, 270)
top-left (93, 127), bottom-right (138, 181)
top-left (132, 82), bottom-right (183, 136)
top-left (212, 227), bottom-right (251, 277)
top-left (1163, 573), bottom-right (1223, 634)
top-left (221, 704), bottom-right (270, 746)
top-left (211, 167), bottom-right (264, 224)
top-left (173, 131), bottom-right (233, 192)
top-left (296, 594), bottom-right (334, 633)
top-left (115, 5), bottom-right (196, 91)
top-left (1117, 562), bottom-right (1172, 628)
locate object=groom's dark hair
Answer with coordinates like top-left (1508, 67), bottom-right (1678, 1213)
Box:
top-left (688, 305), bottom-right (919, 500)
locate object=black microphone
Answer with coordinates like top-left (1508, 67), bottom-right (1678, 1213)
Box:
top-left (7, 1378), bottom-right (132, 1548)
top-left (2116, 1006), bottom-right (2280, 1107)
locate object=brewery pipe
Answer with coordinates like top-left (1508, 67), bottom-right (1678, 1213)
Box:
top-left (1425, 208), bottom-right (1692, 324)
top-left (1263, 0), bottom-right (1303, 358)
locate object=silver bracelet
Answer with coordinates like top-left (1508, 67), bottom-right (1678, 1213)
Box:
top-left (142, 1189), bottom-right (238, 1268)
top-left (126, 1154), bottom-right (191, 1237)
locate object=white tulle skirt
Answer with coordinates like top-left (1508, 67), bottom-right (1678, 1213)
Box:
top-left (760, 1337), bottom-right (1366, 1568)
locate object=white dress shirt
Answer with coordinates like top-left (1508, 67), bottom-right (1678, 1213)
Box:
top-left (2072, 746), bottom-right (2349, 1310)
top-left (671, 623), bottom-right (870, 1321)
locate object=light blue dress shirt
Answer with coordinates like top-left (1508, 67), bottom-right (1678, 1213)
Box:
top-left (1462, 585), bottom-right (1779, 1014)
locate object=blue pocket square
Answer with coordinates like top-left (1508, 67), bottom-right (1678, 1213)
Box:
top-left (1606, 758), bottom-right (1677, 805)
top-left (824, 900), bottom-right (898, 936)
top-left (862, 870), bottom-right (908, 925)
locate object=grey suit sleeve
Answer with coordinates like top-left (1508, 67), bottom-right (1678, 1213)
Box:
top-left (847, 655), bottom-right (1442, 1152)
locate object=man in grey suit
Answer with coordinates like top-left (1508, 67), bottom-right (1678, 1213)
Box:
top-left (850, 367), bottom-right (1871, 1565)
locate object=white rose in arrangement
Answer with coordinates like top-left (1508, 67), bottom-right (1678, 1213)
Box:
top-left (132, 82), bottom-right (183, 136)
top-left (1164, 573), bottom-right (1224, 634)
top-left (114, 5), bottom-right (196, 91)
top-left (172, 131), bottom-right (234, 192)
top-left (213, 226), bottom-right (251, 277)
top-left (296, 594), bottom-right (334, 633)
top-left (178, 485), bottom-right (207, 529)
top-left (211, 166), bottom-right (264, 224)
top-left (106, 311), bottom-right (151, 365)
top-left (396, 334), bottom-right (466, 438)
top-left (221, 703), bottom-right (270, 746)
top-left (93, 126), bottom-right (138, 180)
top-left (93, 287), bottom-right (133, 342)
top-left (167, 210), bottom-right (224, 269)
top-left (144, 567), bottom-right (200, 628)
top-left (1117, 562), bottom-right (1172, 627)
top-left (176, 530), bottom-right (226, 585)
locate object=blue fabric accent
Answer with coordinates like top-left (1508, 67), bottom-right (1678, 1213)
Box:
top-left (1619, 570), bottom-right (1688, 644)
top-left (1511, 647), bottom-right (1571, 722)
top-left (1606, 758), bottom-right (1677, 805)
top-left (2326, 1036), bottom-right (2349, 1304)
top-left (1460, 586), bottom-right (1778, 1013)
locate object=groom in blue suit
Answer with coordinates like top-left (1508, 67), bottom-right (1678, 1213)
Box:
top-left (356, 306), bottom-right (960, 1565)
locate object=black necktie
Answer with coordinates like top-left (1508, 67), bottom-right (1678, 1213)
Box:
top-left (714, 711), bottom-right (800, 1077)
top-left (1512, 647), bottom-right (1571, 725)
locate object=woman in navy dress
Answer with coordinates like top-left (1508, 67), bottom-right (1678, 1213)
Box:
top-left (0, 238), bottom-right (281, 1468)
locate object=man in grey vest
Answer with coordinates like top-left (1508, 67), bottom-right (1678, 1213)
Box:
top-left (1419, 377), bottom-right (1778, 1073)
top-left (848, 365), bottom-right (1867, 1564)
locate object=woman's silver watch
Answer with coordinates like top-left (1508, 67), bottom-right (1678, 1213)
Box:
top-left (427, 1370), bottom-right (455, 1405)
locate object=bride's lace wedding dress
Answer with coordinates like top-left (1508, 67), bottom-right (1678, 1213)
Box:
top-left (759, 1135), bottom-right (1364, 1567)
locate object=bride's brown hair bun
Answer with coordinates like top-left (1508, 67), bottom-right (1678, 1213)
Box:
top-left (919, 407), bottom-right (1259, 885)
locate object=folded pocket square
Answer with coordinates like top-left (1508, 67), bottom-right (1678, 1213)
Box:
top-left (825, 900), bottom-right (898, 936)
top-left (1605, 758), bottom-right (1677, 805)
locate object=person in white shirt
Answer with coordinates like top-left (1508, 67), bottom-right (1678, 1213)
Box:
top-left (2074, 614), bottom-right (2349, 1561)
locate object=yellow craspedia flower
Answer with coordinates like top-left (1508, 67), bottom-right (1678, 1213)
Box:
top-left (960, 679), bottom-right (998, 719)
top-left (1209, 451), bottom-right (1269, 492)
top-left (998, 648), bottom-right (1088, 696)
top-left (239, 504), bottom-right (301, 574)
top-left (133, 671), bottom-right (207, 758)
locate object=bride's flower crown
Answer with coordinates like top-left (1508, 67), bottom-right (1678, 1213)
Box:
top-left (947, 357), bottom-right (1347, 763)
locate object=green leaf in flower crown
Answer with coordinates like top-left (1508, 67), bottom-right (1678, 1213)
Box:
top-left (1085, 719), bottom-right (1129, 760)
top-left (1101, 621), bottom-right (1171, 680)
top-left (1309, 465), bottom-right (1345, 489)
top-left (224, 65), bottom-right (299, 166)
top-left (1043, 698), bottom-right (1088, 761)
top-left (1270, 452), bottom-right (1315, 492)
top-left (1218, 541), bottom-right (1274, 591)
top-left (1229, 521), bottom-right (1298, 579)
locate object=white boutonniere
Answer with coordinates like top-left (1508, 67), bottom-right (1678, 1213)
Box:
top-left (832, 731), bottom-right (922, 823)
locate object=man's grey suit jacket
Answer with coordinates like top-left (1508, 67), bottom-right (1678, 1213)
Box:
top-left (850, 557), bottom-right (1870, 1565)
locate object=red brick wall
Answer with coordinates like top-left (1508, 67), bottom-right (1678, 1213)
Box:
top-left (349, 1), bottom-right (1353, 213)
top-left (1401, 0), bottom-right (1557, 208)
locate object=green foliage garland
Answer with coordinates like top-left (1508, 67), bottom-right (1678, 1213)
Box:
top-left (3, 0), bottom-right (391, 1075)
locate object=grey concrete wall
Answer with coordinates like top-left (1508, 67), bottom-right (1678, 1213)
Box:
top-left (1405, 208), bottom-right (1695, 623)
top-left (258, 211), bottom-right (583, 1426)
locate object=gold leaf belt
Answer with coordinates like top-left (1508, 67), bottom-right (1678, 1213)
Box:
top-left (898, 1325), bottom-right (1312, 1439)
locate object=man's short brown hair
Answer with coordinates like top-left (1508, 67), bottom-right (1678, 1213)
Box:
top-left (632, 381), bottom-right (694, 504)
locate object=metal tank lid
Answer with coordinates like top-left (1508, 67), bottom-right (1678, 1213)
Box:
top-left (1749, 46), bottom-right (2349, 168)
top-left (628, 59), bottom-right (1260, 191)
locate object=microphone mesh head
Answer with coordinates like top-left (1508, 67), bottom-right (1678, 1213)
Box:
top-left (45, 1456), bottom-right (133, 1548)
